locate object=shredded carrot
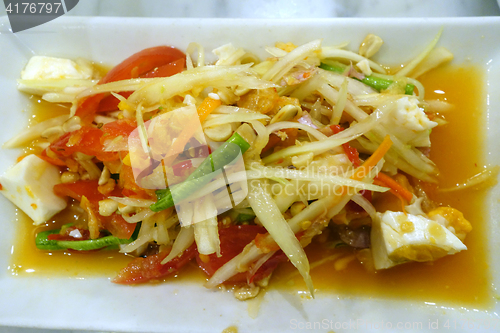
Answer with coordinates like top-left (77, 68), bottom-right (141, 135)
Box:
top-left (352, 135), bottom-right (393, 182)
top-left (373, 178), bottom-right (408, 213)
top-left (197, 96), bottom-right (221, 122)
top-left (374, 172), bottom-right (414, 203)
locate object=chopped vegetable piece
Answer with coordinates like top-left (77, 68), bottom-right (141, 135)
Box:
top-left (75, 46), bottom-right (185, 123)
top-left (320, 62), bottom-right (415, 95)
top-left (198, 96), bottom-right (222, 122)
top-left (113, 244), bottom-right (197, 284)
top-left (196, 225), bottom-right (266, 281)
top-left (151, 132), bottom-right (250, 212)
top-left (331, 125), bottom-right (361, 167)
top-left (35, 226), bottom-right (137, 251)
top-left (374, 172), bottom-right (414, 203)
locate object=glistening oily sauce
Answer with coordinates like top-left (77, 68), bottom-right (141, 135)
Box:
top-left (8, 65), bottom-right (491, 306)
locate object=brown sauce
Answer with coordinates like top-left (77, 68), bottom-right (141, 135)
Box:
top-left (8, 65), bottom-right (492, 307)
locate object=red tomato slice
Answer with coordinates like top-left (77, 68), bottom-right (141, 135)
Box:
top-left (49, 126), bottom-right (118, 161)
top-left (139, 57), bottom-right (185, 79)
top-left (100, 118), bottom-right (137, 144)
top-left (119, 165), bottom-right (156, 200)
top-left (47, 119), bottom-right (136, 162)
top-left (38, 150), bottom-right (66, 166)
top-left (76, 46), bottom-right (185, 123)
top-left (196, 225), bottom-right (266, 282)
top-left (54, 181), bottom-right (132, 238)
top-left (347, 189), bottom-right (373, 213)
top-left (96, 58), bottom-right (185, 113)
top-left (101, 46), bottom-right (185, 83)
top-left (54, 180), bottom-right (106, 203)
top-left (113, 244), bottom-right (197, 284)
top-left (76, 94), bottom-right (106, 125)
top-left (102, 213), bottom-right (136, 240)
top-left (97, 92), bottom-right (133, 113)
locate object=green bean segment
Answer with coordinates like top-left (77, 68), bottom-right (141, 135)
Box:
top-left (319, 63), bottom-right (415, 95)
top-left (151, 132), bottom-right (250, 212)
top-left (35, 226), bottom-right (137, 251)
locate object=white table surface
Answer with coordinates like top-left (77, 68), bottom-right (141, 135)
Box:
top-left (0, 0), bottom-right (499, 332)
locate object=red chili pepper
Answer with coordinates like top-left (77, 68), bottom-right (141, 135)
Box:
top-left (330, 125), bottom-right (361, 167)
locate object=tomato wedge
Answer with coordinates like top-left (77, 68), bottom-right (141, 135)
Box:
top-left (139, 57), bottom-right (185, 79)
top-left (97, 92), bottom-right (132, 113)
top-left (49, 126), bottom-right (118, 161)
top-left (113, 244), bottom-right (197, 284)
top-left (76, 46), bottom-right (185, 123)
top-left (347, 189), bottom-right (373, 213)
top-left (38, 149), bottom-right (66, 166)
top-left (100, 46), bottom-right (185, 83)
top-left (196, 225), bottom-right (266, 282)
top-left (102, 213), bottom-right (136, 240)
top-left (119, 165), bottom-right (156, 200)
top-left (47, 119), bottom-right (136, 163)
top-left (96, 57), bottom-right (186, 113)
top-left (100, 118), bottom-right (137, 144)
top-left (54, 180), bottom-right (107, 203)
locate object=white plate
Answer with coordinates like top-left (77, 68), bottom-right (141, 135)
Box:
top-left (0, 17), bottom-right (499, 333)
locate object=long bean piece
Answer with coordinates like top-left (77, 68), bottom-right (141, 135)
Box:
top-left (35, 228), bottom-right (137, 251)
top-left (150, 132), bottom-right (250, 212)
top-left (320, 63), bottom-right (415, 95)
